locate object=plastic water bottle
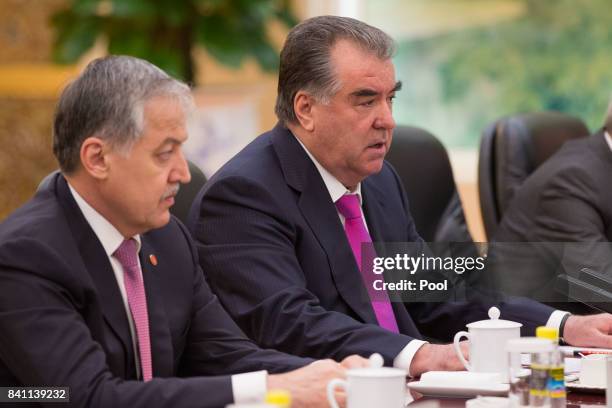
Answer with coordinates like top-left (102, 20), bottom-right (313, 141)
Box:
top-left (507, 337), bottom-right (554, 407)
top-left (536, 326), bottom-right (566, 408)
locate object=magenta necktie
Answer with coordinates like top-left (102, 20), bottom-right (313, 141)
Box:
top-left (335, 194), bottom-right (399, 333)
top-left (113, 239), bottom-right (153, 381)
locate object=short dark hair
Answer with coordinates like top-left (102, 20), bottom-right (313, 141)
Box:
top-left (53, 55), bottom-right (192, 173)
top-left (275, 15), bottom-right (395, 125)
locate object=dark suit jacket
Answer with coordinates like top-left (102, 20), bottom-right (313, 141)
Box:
top-left (0, 174), bottom-right (309, 408)
top-left (493, 130), bottom-right (612, 305)
top-left (188, 124), bottom-right (554, 365)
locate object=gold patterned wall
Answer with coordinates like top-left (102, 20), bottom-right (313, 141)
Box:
top-left (0, 0), bottom-right (69, 220)
top-left (0, 0), bottom-right (284, 221)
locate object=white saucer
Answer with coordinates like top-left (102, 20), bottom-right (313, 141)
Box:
top-left (408, 381), bottom-right (509, 398)
top-left (408, 371), bottom-right (509, 398)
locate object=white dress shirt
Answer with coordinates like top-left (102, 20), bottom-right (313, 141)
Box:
top-left (293, 134), bottom-right (567, 375)
top-left (68, 184), bottom-right (266, 404)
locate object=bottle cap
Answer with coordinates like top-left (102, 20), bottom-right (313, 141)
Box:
top-left (536, 326), bottom-right (559, 341)
top-left (265, 389), bottom-right (291, 406)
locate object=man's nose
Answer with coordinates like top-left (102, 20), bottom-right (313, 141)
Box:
top-left (173, 152), bottom-right (192, 185)
top-left (374, 101), bottom-right (395, 130)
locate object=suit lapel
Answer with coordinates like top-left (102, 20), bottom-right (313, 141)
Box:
top-left (139, 239), bottom-right (174, 377)
top-left (55, 176), bottom-right (134, 370)
top-left (271, 125), bottom-right (377, 324)
top-left (362, 179), bottom-right (387, 243)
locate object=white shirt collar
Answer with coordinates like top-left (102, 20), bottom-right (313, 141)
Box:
top-left (68, 183), bottom-right (141, 257)
top-left (605, 131), bottom-right (612, 152)
top-left (292, 132), bottom-right (363, 205)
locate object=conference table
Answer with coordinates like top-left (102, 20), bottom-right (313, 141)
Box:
top-left (406, 386), bottom-right (606, 407)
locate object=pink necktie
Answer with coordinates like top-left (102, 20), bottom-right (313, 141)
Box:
top-left (335, 194), bottom-right (399, 333)
top-left (113, 239), bottom-right (153, 381)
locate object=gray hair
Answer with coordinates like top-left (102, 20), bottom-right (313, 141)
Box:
top-left (53, 55), bottom-right (193, 173)
top-left (275, 15), bottom-right (395, 125)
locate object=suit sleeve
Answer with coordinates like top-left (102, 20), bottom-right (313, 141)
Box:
top-left (190, 176), bottom-right (415, 365)
top-left (534, 167), bottom-right (612, 275)
top-left (174, 221), bottom-right (313, 377)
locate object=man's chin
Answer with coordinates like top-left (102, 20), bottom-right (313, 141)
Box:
top-left (365, 160), bottom-right (385, 176)
top-left (147, 211), bottom-right (172, 231)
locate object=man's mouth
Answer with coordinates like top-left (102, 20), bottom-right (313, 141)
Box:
top-left (367, 141), bottom-right (386, 150)
top-left (161, 185), bottom-right (180, 205)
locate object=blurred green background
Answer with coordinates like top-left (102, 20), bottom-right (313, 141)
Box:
top-left (389, 0), bottom-right (612, 147)
top-left (2, 0), bottom-right (612, 240)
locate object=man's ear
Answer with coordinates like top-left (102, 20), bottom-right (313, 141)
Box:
top-left (80, 137), bottom-right (110, 180)
top-left (293, 91), bottom-right (316, 132)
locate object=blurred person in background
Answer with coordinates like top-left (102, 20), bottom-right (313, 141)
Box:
top-left (492, 105), bottom-right (612, 312)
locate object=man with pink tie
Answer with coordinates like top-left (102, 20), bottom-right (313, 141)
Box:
top-left (189, 15), bottom-right (612, 378)
top-left (0, 55), bottom-right (367, 408)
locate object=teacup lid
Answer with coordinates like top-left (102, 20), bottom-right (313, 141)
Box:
top-left (466, 307), bottom-right (523, 329)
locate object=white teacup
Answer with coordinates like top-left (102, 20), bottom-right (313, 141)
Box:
top-left (606, 356), bottom-right (612, 408)
top-left (327, 367), bottom-right (406, 408)
top-left (580, 354), bottom-right (607, 387)
top-left (453, 307), bottom-right (522, 382)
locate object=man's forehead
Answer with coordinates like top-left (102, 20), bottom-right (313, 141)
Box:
top-left (330, 40), bottom-right (396, 90)
top-left (137, 98), bottom-right (189, 147)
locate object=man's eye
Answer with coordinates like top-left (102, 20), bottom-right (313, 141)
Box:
top-left (158, 151), bottom-right (172, 161)
top-left (361, 99), bottom-right (375, 107)
top-left (388, 95), bottom-right (396, 103)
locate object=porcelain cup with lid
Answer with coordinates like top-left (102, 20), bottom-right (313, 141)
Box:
top-left (326, 367), bottom-right (406, 408)
top-left (453, 307), bottom-right (522, 381)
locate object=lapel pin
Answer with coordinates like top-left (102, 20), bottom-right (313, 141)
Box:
top-left (149, 254), bottom-right (158, 266)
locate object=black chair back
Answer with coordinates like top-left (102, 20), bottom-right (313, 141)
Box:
top-left (478, 111), bottom-right (589, 240)
top-left (386, 125), bottom-right (473, 243)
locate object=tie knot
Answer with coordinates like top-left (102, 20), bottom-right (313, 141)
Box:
top-left (335, 194), bottom-right (362, 220)
top-left (113, 238), bottom-right (139, 269)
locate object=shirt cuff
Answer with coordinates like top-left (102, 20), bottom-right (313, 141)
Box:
top-left (393, 340), bottom-right (428, 377)
top-left (231, 370), bottom-right (268, 404)
top-left (546, 310), bottom-right (569, 330)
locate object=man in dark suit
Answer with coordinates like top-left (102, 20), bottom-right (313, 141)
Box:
top-left (493, 119), bottom-right (612, 308)
top-left (0, 55), bottom-right (365, 408)
top-left (189, 16), bottom-right (612, 377)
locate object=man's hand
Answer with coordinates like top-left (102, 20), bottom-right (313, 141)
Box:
top-left (409, 342), bottom-right (469, 377)
top-left (339, 355), bottom-right (370, 369)
top-left (563, 313), bottom-right (612, 348)
top-left (268, 359), bottom-right (346, 408)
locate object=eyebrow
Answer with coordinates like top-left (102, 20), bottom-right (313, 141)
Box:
top-left (157, 137), bottom-right (185, 148)
top-left (350, 81), bottom-right (403, 98)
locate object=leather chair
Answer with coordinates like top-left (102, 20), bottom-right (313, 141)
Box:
top-left (478, 111), bottom-right (589, 240)
top-left (37, 160), bottom-right (207, 226)
top-left (386, 125), bottom-right (473, 244)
